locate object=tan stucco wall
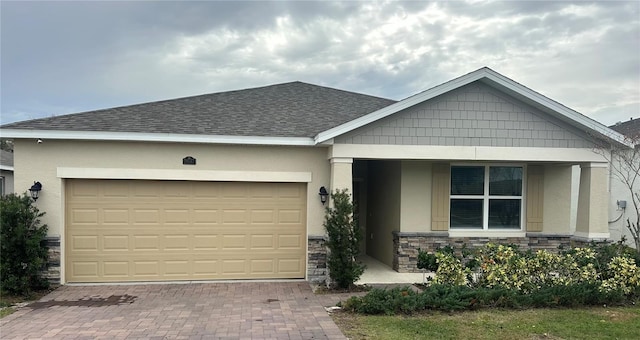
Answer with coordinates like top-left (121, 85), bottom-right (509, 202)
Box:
top-left (542, 165), bottom-right (573, 234)
top-left (366, 160), bottom-right (400, 267)
top-left (400, 161), bottom-right (432, 232)
top-left (576, 164), bottom-right (610, 237)
top-left (13, 140), bottom-right (331, 237)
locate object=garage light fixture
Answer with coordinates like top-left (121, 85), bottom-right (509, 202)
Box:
top-left (29, 181), bottom-right (42, 201)
top-left (319, 186), bottom-right (329, 205)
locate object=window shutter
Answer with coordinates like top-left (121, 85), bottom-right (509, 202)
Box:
top-left (431, 163), bottom-right (450, 231)
top-left (526, 165), bottom-right (544, 232)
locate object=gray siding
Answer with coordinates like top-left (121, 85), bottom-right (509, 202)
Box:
top-left (334, 82), bottom-right (594, 148)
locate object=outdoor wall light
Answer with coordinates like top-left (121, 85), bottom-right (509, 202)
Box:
top-left (29, 181), bottom-right (42, 201)
top-left (319, 186), bottom-right (329, 205)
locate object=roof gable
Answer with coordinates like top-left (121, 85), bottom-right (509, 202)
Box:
top-left (316, 67), bottom-right (630, 147)
top-left (334, 81), bottom-right (596, 148)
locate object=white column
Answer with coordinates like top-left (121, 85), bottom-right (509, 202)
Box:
top-left (329, 157), bottom-right (353, 200)
top-left (575, 162), bottom-right (610, 239)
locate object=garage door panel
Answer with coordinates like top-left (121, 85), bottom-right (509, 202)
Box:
top-left (71, 235), bottom-right (99, 251)
top-left (70, 209), bottom-right (99, 224)
top-left (103, 235), bottom-right (129, 251)
top-left (193, 209), bottom-right (220, 224)
top-left (66, 179), bottom-right (306, 282)
top-left (103, 261), bottom-right (129, 277)
top-left (251, 235), bottom-right (275, 249)
top-left (103, 209), bottom-right (130, 224)
top-left (278, 258), bottom-right (304, 274)
top-left (222, 209), bottom-right (248, 224)
top-left (278, 210), bottom-right (303, 224)
top-left (278, 235), bottom-right (303, 249)
top-left (193, 235), bottom-right (219, 250)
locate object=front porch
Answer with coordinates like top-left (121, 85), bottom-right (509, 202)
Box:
top-left (333, 156), bottom-right (610, 273)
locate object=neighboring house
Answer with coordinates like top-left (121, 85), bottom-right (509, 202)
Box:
top-left (0, 67), bottom-right (631, 285)
top-left (0, 150), bottom-right (14, 196)
top-left (608, 118), bottom-right (640, 247)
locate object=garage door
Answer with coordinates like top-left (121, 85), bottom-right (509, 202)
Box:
top-left (65, 179), bottom-right (307, 283)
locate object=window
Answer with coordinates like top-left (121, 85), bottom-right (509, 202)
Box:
top-left (450, 165), bottom-right (523, 230)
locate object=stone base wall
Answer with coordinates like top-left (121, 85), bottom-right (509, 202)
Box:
top-left (307, 236), bottom-right (328, 284)
top-left (393, 232), bottom-right (574, 273)
top-left (44, 236), bottom-right (61, 284)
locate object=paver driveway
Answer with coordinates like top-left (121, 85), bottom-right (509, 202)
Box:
top-left (0, 281), bottom-right (349, 339)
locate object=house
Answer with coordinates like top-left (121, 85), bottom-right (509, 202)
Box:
top-left (0, 67), bottom-right (631, 285)
top-left (608, 118), bottom-right (640, 247)
top-left (0, 150), bottom-right (14, 196)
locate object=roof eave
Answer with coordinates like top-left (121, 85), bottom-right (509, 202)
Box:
top-left (315, 67), bottom-right (632, 148)
top-left (0, 129), bottom-right (318, 146)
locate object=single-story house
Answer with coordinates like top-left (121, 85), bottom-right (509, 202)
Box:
top-left (0, 150), bottom-right (15, 196)
top-left (608, 118), bottom-right (639, 246)
top-left (0, 67), bottom-right (631, 285)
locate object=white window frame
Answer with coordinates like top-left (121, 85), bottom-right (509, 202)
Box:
top-left (450, 163), bottom-right (526, 231)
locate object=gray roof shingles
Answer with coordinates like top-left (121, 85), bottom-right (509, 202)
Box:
top-left (1, 82), bottom-right (396, 138)
top-left (610, 118), bottom-right (640, 140)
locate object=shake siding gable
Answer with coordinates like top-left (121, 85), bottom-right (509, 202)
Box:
top-left (334, 82), bottom-right (595, 148)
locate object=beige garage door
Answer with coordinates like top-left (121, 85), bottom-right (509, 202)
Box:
top-left (65, 179), bottom-right (307, 283)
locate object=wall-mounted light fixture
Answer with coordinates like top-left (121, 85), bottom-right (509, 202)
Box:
top-left (319, 186), bottom-right (329, 205)
top-left (29, 181), bottom-right (42, 201)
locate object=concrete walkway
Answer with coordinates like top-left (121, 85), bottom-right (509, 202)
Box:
top-left (0, 282), bottom-right (348, 340)
top-left (356, 255), bottom-right (431, 285)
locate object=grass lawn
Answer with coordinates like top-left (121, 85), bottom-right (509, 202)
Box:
top-left (332, 306), bottom-right (640, 339)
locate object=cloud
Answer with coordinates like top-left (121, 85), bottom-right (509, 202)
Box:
top-left (0, 0), bottom-right (638, 127)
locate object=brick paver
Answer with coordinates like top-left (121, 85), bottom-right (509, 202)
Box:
top-left (0, 282), bottom-right (348, 339)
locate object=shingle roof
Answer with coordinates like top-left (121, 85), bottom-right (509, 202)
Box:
top-left (610, 118), bottom-right (640, 140)
top-left (1, 82), bottom-right (396, 138)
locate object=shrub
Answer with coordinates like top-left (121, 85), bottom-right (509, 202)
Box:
top-left (342, 283), bottom-right (634, 315)
top-left (323, 189), bottom-right (365, 288)
top-left (0, 194), bottom-right (49, 295)
top-left (432, 252), bottom-right (471, 286)
top-left (417, 249), bottom-right (437, 272)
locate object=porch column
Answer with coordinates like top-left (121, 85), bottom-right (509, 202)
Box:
top-left (330, 157), bottom-right (353, 199)
top-left (575, 162), bottom-right (609, 240)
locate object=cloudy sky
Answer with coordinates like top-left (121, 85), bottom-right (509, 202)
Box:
top-left (1, 0), bottom-right (638, 126)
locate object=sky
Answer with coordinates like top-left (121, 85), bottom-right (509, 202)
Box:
top-left (1, 0), bottom-right (639, 127)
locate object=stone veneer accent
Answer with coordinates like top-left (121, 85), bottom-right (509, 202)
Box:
top-left (307, 236), bottom-right (328, 284)
top-left (393, 232), bottom-right (574, 273)
top-left (43, 235), bottom-right (61, 284)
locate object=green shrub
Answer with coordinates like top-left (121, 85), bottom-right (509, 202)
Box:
top-left (0, 194), bottom-right (50, 295)
top-left (417, 249), bottom-right (437, 272)
top-left (343, 283), bottom-right (636, 315)
top-left (323, 189), bottom-right (365, 288)
top-left (432, 252), bottom-right (471, 286)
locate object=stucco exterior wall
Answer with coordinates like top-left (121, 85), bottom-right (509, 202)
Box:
top-left (335, 82), bottom-right (594, 148)
top-left (400, 161), bottom-right (432, 232)
top-left (608, 156), bottom-right (639, 247)
top-left (13, 140), bottom-right (331, 238)
top-left (366, 160), bottom-right (400, 267)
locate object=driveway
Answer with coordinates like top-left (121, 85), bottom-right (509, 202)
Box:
top-left (0, 281), bottom-right (350, 339)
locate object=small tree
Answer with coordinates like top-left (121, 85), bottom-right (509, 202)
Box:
top-left (323, 189), bottom-right (365, 288)
top-left (0, 193), bottom-right (50, 295)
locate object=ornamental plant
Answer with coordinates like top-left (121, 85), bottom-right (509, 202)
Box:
top-left (323, 189), bottom-right (365, 288)
top-left (0, 193), bottom-right (50, 295)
